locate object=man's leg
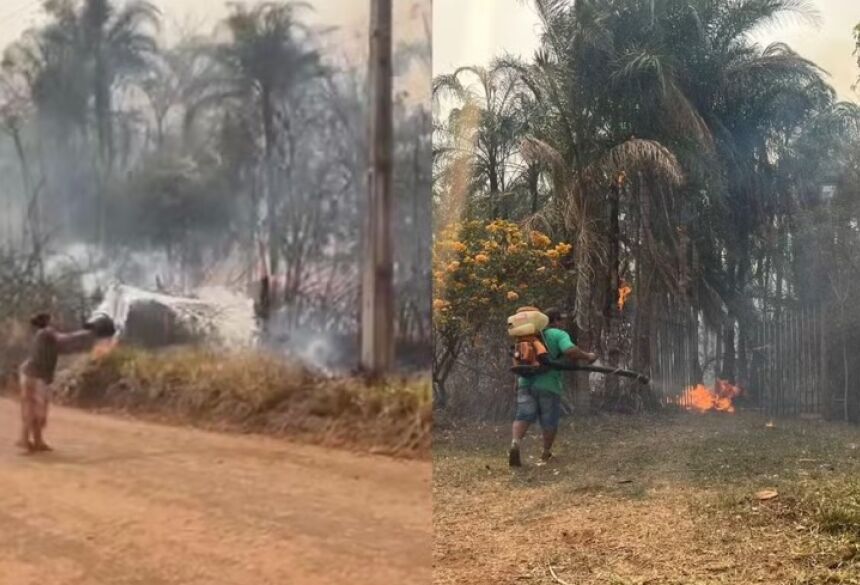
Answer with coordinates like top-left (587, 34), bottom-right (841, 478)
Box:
top-left (17, 375), bottom-right (35, 450)
top-left (538, 391), bottom-right (561, 462)
top-left (512, 420), bottom-right (530, 441)
top-left (510, 388), bottom-right (537, 467)
top-left (541, 429), bottom-right (557, 459)
top-left (31, 382), bottom-right (52, 451)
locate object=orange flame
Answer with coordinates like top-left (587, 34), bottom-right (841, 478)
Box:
top-left (618, 282), bottom-right (633, 311)
top-left (91, 338), bottom-right (118, 359)
top-left (680, 379), bottom-right (742, 413)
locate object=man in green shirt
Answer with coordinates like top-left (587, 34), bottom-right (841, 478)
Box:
top-left (509, 308), bottom-right (598, 467)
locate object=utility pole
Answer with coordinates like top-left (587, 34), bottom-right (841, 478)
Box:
top-left (361, 0), bottom-right (394, 376)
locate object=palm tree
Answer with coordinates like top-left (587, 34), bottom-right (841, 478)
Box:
top-left (78, 0), bottom-right (159, 246)
top-left (519, 1), bottom-right (844, 373)
top-left (80, 0), bottom-right (160, 170)
top-left (433, 65), bottom-right (531, 219)
top-left (435, 0), bottom-right (858, 411)
top-left (1, 6), bottom-right (90, 257)
top-left (207, 2), bottom-right (325, 279)
top-left (139, 43), bottom-right (217, 150)
top-left (6, 0), bottom-right (160, 246)
top-left (0, 71), bottom-right (40, 260)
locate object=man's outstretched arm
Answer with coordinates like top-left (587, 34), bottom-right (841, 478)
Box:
top-left (556, 331), bottom-right (599, 363)
top-left (55, 330), bottom-right (97, 354)
top-left (563, 346), bottom-right (598, 363)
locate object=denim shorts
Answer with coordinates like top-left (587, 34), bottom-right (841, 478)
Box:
top-left (514, 387), bottom-right (561, 430)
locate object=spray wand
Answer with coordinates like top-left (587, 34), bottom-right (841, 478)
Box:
top-left (512, 360), bottom-right (650, 384)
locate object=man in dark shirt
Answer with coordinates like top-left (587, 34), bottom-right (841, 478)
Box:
top-left (18, 313), bottom-right (98, 453)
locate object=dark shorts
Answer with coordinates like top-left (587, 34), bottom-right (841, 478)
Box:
top-left (514, 387), bottom-right (561, 430)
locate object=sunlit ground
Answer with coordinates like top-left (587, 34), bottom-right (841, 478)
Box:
top-left (434, 411), bottom-right (860, 585)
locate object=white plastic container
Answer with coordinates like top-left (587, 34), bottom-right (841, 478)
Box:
top-left (507, 307), bottom-right (549, 337)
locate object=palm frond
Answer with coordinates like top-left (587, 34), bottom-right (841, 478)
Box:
top-left (595, 138), bottom-right (683, 186)
top-left (711, 0), bottom-right (820, 45)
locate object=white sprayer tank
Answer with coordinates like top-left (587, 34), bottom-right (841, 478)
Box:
top-left (507, 307), bottom-right (549, 338)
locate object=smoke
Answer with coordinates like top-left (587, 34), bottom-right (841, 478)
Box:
top-left (88, 281), bottom-right (360, 376)
top-left (281, 329), bottom-right (354, 377)
top-left (0, 0), bottom-right (432, 379)
top-left (261, 307), bottom-right (357, 376)
top-left (93, 283), bottom-right (258, 348)
top-left (45, 244), bottom-right (182, 295)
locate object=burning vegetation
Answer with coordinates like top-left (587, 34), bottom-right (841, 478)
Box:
top-left (617, 281), bottom-right (632, 312)
top-left (679, 379), bottom-right (743, 413)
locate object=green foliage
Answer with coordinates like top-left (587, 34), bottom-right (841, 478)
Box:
top-left (433, 219), bottom-right (574, 338)
top-left (221, 2), bottom-right (323, 99)
top-left (431, 219), bottom-right (576, 402)
top-left (434, 0), bottom-right (860, 410)
top-left (0, 248), bottom-right (87, 323)
top-left (111, 153), bottom-right (237, 253)
top-left (0, 248), bottom-right (89, 386)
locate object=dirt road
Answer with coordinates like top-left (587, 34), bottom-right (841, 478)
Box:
top-left (0, 398), bottom-right (431, 585)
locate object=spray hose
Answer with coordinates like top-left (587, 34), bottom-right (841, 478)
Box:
top-left (512, 362), bottom-right (650, 384)
top-left (548, 362), bottom-right (650, 385)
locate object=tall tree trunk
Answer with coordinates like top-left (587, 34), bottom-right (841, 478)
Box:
top-left (721, 323), bottom-right (736, 382)
top-left (9, 124), bottom-right (41, 270)
top-left (262, 85), bottom-right (279, 280)
top-left (738, 320), bottom-right (749, 390)
top-left (488, 154), bottom-right (500, 218)
top-left (688, 308), bottom-right (702, 383)
top-left (720, 253), bottom-right (738, 382)
top-left (528, 165), bottom-right (539, 214)
top-left (94, 46), bottom-right (113, 249)
top-left (605, 179), bottom-right (621, 396)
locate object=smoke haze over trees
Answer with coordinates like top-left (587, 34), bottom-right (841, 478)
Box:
top-left (0, 0), bottom-right (431, 357)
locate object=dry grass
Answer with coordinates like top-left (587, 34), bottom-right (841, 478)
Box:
top-left (52, 347), bottom-right (431, 458)
top-left (434, 412), bottom-right (860, 584)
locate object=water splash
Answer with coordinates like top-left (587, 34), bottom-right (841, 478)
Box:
top-left (92, 283), bottom-right (258, 348)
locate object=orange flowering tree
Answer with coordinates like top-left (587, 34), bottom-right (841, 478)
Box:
top-left (432, 219), bottom-right (575, 405)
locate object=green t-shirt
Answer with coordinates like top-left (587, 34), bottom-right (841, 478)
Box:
top-left (517, 327), bottom-right (576, 395)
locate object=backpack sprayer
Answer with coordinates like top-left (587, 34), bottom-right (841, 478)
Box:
top-left (508, 306), bottom-right (551, 377)
top-left (507, 307), bottom-right (650, 384)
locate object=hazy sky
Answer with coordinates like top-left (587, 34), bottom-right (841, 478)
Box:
top-left (433, 0), bottom-right (860, 103)
top-left (0, 0), bottom-right (429, 66)
top-left (0, 0), bottom-right (429, 104)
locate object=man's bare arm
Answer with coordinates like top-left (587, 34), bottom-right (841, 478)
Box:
top-left (563, 346), bottom-right (598, 363)
top-left (56, 331), bottom-right (97, 354)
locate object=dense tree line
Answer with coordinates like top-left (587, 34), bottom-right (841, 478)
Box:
top-left (433, 0), bottom-right (860, 417)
